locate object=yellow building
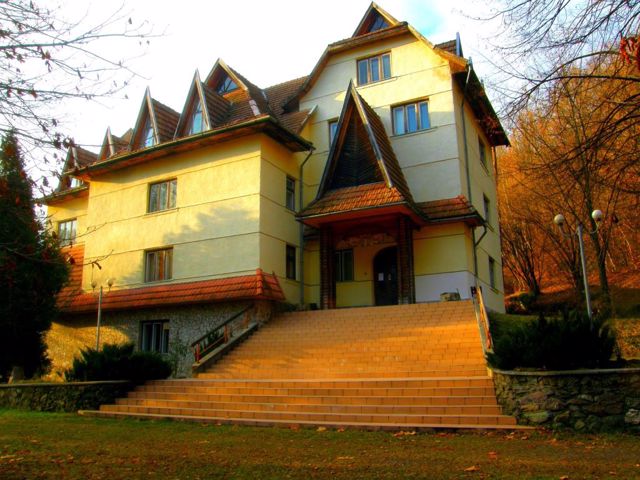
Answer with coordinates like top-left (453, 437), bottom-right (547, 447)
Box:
top-left (44, 3), bottom-right (508, 377)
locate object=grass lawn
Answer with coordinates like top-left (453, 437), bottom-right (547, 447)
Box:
top-left (1, 410), bottom-right (640, 479)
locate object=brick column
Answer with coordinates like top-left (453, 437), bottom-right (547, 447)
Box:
top-left (319, 226), bottom-right (336, 309)
top-left (396, 216), bottom-right (415, 304)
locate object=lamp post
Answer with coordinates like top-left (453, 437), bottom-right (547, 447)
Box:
top-left (553, 209), bottom-right (603, 324)
top-left (91, 277), bottom-right (114, 349)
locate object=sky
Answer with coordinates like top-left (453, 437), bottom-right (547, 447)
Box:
top-left (48, 0), bottom-right (503, 156)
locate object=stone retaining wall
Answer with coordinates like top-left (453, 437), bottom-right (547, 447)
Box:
top-left (0, 381), bottom-right (132, 412)
top-left (492, 368), bottom-right (640, 431)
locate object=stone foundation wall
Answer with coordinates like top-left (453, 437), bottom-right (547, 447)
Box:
top-left (46, 301), bottom-right (274, 380)
top-left (0, 381), bottom-right (132, 412)
top-left (492, 368), bottom-right (640, 431)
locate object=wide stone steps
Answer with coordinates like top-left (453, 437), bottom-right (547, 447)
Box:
top-left (89, 301), bottom-right (521, 429)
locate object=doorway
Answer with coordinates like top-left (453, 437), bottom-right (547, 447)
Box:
top-left (373, 247), bottom-right (398, 305)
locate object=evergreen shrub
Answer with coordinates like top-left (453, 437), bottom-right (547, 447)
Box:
top-left (65, 343), bottom-right (171, 383)
top-left (488, 310), bottom-right (616, 370)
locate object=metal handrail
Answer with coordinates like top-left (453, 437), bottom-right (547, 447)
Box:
top-left (191, 305), bottom-right (253, 362)
top-left (470, 286), bottom-right (493, 352)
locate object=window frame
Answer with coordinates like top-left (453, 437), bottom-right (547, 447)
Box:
top-left (334, 249), bottom-right (354, 283)
top-left (328, 119), bottom-right (339, 147)
top-left (488, 256), bottom-right (497, 290)
top-left (483, 194), bottom-right (491, 226)
top-left (140, 116), bottom-right (155, 148)
top-left (58, 218), bottom-right (77, 246)
top-left (187, 100), bottom-right (204, 135)
top-left (140, 320), bottom-right (170, 354)
top-left (479, 137), bottom-right (488, 170)
top-left (285, 176), bottom-right (296, 211)
top-left (217, 75), bottom-right (238, 94)
top-left (285, 244), bottom-right (296, 280)
top-left (392, 99), bottom-right (430, 136)
top-left (144, 247), bottom-right (173, 283)
top-left (148, 178), bottom-right (177, 213)
top-left (357, 52), bottom-right (391, 86)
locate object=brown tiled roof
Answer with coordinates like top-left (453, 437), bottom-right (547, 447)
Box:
top-left (151, 99), bottom-right (180, 143)
top-left (435, 39), bottom-right (457, 55)
top-left (58, 269), bottom-right (285, 314)
top-left (57, 244), bottom-right (85, 303)
top-left (74, 147), bottom-right (97, 167)
top-left (202, 83), bottom-right (230, 126)
top-left (301, 182), bottom-right (405, 217)
top-left (419, 195), bottom-right (482, 225)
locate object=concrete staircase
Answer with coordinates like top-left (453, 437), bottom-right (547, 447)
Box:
top-left (86, 301), bottom-right (519, 429)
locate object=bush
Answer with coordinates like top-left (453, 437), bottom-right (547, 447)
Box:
top-left (488, 310), bottom-right (616, 370)
top-left (65, 343), bottom-right (171, 383)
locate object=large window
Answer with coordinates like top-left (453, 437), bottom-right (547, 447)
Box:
top-left (58, 219), bottom-right (77, 246)
top-left (357, 53), bottom-right (391, 85)
top-left (140, 320), bottom-right (169, 354)
top-left (286, 244), bottom-right (296, 280)
top-left (217, 75), bottom-right (238, 94)
top-left (145, 248), bottom-right (173, 282)
top-left (393, 100), bottom-right (430, 135)
top-left (148, 179), bottom-right (177, 213)
top-left (334, 249), bottom-right (354, 282)
top-left (188, 101), bottom-right (204, 135)
top-left (286, 176), bottom-right (296, 211)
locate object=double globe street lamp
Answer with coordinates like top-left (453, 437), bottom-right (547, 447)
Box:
top-left (553, 209), bottom-right (603, 325)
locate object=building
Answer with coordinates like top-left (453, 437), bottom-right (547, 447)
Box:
top-left (44, 3), bottom-right (508, 378)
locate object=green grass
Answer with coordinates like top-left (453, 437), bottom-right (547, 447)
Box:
top-left (1, 410), bottom-right (640, 479)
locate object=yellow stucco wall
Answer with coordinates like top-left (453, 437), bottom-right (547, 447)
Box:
top-left (47, 195), bottom-right (89, 244)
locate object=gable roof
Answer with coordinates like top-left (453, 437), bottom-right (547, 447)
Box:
top-left (98, 127), bottom-right (130, 161)
top-left (130, 88), bottom-right (180, 151)
top-left (174, 71), bottom-right (212, 137)
top-left (352, 2), bottom-right (400, 37)
top-left (299, 82), bottom-right (423, 226)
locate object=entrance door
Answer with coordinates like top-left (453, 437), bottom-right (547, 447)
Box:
top-left (374, 247), bottom-right (398, 306)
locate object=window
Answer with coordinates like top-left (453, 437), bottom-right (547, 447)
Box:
top-left (69, 177), bottom-right (84, 189)
top-left (334, 249), bottom-right (354, 282)
top-left (328, 120), bottom-right (338, 146)
top-left (141, 117), bottom-right (155, 148)
top-left (479, 137), bottom-right (488, 169)
top-left (285, 176), bottom-right (296, 211)
top-left (483, 194), bottom-right (491, 226)
top-left (140, 320), bottom-right (169, 354)
top-left (369, 14), bottom-right (389, 32)
top-left (58, 219), bottom-right (77, 246)
top-left (217, 75), bottom-right (238, 94)
top-left (286, 244), bottom-right (296, 280)
top-left (145, 248), bottom-right (173, 282)
top-left (488, 256), bottom-right (496, 289)
top-left (357, 53), bottom-right (391, 85)
top-left (188, 101), bottom-right (204, 135)
top-left (393, 101), bottom-right (430, 135)
top-left (148, 179), bottom-right (177, 213)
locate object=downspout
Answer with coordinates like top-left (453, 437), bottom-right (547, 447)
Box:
top-left (460, 58), bottom-right (480, 285)
top-left (298, 147), bottom-right (315, 307)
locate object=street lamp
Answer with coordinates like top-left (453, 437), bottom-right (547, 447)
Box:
top-left (553, 210), bottom-right (603, 323)
top-left (91, 277), bottom-right (114, 349)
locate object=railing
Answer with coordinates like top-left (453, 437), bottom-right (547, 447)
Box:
top-left (470, 286), bottom-right (493, 353)
top-left (191, 305), bottom-right (253, 363)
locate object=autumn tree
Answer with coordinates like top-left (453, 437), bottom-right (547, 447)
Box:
top-left (0, 0), bottom-right (151, 190)
top-left (498, 59), bottom-right (639, 310)
top-left (0, 131), bottom-right (68, 381)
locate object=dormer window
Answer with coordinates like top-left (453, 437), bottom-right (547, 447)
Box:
top-left (188, 101), bottom-right (204, 135)
top-left (217, 75), bottom-right (238, 94)
top-left (69, 177), bottom-right (84, 189)
top-left (141, 117), bottom-right (155, 147)
top-left (369, 14), bottom-right (389, 32)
